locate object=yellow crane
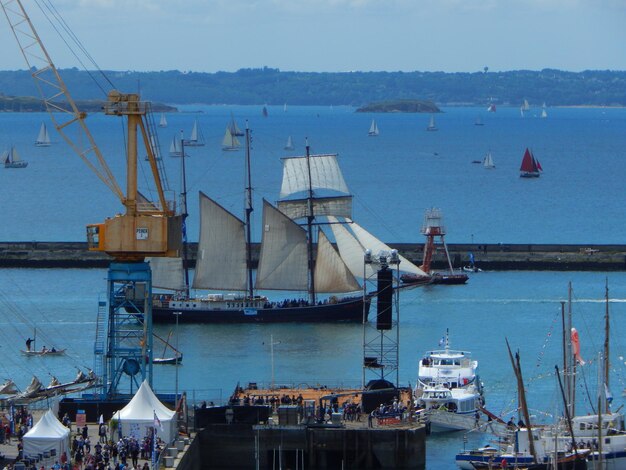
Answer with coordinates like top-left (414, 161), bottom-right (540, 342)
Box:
top-left (1, 1), bottom-right (181, 261)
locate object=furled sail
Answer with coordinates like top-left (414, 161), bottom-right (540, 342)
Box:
top-left (148, 257), bottom-right (185, 291)
top-left (192, 192), bottom-right (248, 291)
top-left (329, 217), bottom-right (428, 278)
top-left (255, 200), bottom-right (308, 291)
top-left (280, 154), bottom-right (350, 198)
top-left (314, 229), bottom-right (361, 293)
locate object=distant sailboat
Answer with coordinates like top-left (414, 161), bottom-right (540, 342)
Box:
top-left (186, 119), bottom-right (205, 147)
top-left (474, 115), bottom-right (484, 126)
top-left (483, 151), bottom-right (495, 169)
top-left (169, 135), bottom-right (182, 157)
top-left (520, 106), bottom-right (525, 117)
top-left (283, 103), bottom-right (287, 112)
top-left (222, 128), bottom-right (241, 151)
top-left (426, 114), bottom-right (438, 131)
top-left (159, 113), bottom-right (167, 128)
top-left (228, 113), bottom-right (244, 136)
top-left (35, 122), bottom-right (51, 147)
top-left (487, 98), bottom-right (496, 112)
top-left (519, 148), bottom-right (542, 178)
top-left (522, 99), bottom-right (530, 111)
top-left (262, 106), bottom-right (268, 117)
top-left (284, 136), bottom-right (295, 151)
top-left (3, 146), bottom-right (28, 168)
top-left (368, 119), bottom-right (379, 136)
top-left (541, 103), bottom-right (548, 118)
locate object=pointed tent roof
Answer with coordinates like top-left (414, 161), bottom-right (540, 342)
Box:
top-left (118, 380), bottom-right (175, 422)
top-left (24, 409), bottom-right (70, 439)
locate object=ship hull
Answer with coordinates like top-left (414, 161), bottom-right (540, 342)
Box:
top-left (149, 297), bottom-right (369, 324)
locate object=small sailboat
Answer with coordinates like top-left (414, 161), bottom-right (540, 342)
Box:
top-left (3, 146), bottom-right (28, 168)
top-left (474, 115), bottom-right (484, 126)
top-left (169, 135), bottom-right (182, 157)
top-left (522, 98), bottom-right (530, 111)
top-left (520, 106), bottom-right (525, 117)
top-left (186, 119), bottom-right (205, 147)
top-left (222, 128), bottom-right (241, 151)
top-left (284, 135), bottom-right (295, 151)
top-left (519, 147), bottom-right (542, 178)
top-left (368, 119), bottom-right (379, 136)
top-left (541, 102), bottom-right (548, 118)
top-left (35, 122), bottom-right (51, 147)
top-left (426, 114), bottom-right (438, 131)
top-left (262, 106), bottom-right (268, 117)
top-left (158, 113), bottom-right (167, 128)
top-left (483, 151), bottom-right (495, 169)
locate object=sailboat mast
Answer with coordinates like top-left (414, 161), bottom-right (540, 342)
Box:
top-left (566, 282), bottom-right (575, 417)
top-left (305, 140), bottom-right (316, 304)
top-left (604, 278), bottom-right (610, 412)
top-left (180, 133), bottom-right (190, 298)
top-left (244, 123), bottom-right (254, 299)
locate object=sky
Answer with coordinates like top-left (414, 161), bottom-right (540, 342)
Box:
top-left (0, 0), bottom-right (625, 73)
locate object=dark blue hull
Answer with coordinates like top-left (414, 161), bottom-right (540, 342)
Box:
top-left (151, 297), bottom-right (370, 324)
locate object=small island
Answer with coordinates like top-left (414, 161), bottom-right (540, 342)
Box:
top-left (356, 99), bottom-right (440, 113)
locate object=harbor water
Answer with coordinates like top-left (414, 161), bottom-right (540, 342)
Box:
top-left (0, 106), bottom-right (625, 468)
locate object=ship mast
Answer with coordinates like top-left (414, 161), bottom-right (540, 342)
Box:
top-left (305, 140), bottom-right (316, 304)
top-left (180, 133), bottom-right (190, 298)
top-left (244, 123), bottom-right (254, 299)
top-left (604, 278), bottom-right (610, 413)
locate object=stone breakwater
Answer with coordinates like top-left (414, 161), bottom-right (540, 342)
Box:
top-left (0, 242), bottom-right (624, 271)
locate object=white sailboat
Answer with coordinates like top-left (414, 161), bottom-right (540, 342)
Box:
top-left (228, 113), bottom-right (244, 136)
top-left (541, 103), bottom-right (548, 118)
top-left (483, 151), bottom-right (495, 169)
top-left (169, 135), bottom-right (182, 157)
top-left (284, 135), bottom-right (295, 151)
top-left (368, 119), bottom-right (379, 136)
top-left (426, 114), bottom-right (438, 131)
top-left (186, 119), bottom-right (205, 147)
top-left (522, 98), bottom-right (530, 111)
top-left (3, 146), bottom-right (28, 168)
top-left (158, 113), bottom-right (167, 128)
top-left (34, 122), bottom-right (51, 147)
top-left (222, 128), bottom-right (240, 151)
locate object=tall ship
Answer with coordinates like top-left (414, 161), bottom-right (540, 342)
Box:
top-left (147, 130), bottom-right (428, 323)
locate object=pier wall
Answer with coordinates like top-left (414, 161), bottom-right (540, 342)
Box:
top-left (180, 423), bottom-right (426, 469)
top-left (0, 241), bottom-right (625, 270)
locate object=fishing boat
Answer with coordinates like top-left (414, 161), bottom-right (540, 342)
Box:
top-left (222, 128), bottom-right (241, 151)
top-left (520, 148), bottom-right (542, 177)
top-left (159, 113), bottom-right (167, 128)
top-left (146, 130), bottom-right (428, 324)
top-left (284, 135), bottom-right (295, 151)
top-left (228, 113), bottom-right (244, 136)
top-left (186, 119), bottom-right (205, 146)
top-left (3, 146), bottom-right (28, 168)
top-left (426, 114), bottom-right (438, 131)
top-left (401, 209), bottom-right (468, 285)
top-left (34, 122), bottom-right (51, 147)
top-left (414, 330), bottom-right (485, 432)
top-left (368, 119), bottom-right (379, 136)
top-left (169, 135), bottom-right (182, 157)
top-left (483, 151), bottom-right (495, 169)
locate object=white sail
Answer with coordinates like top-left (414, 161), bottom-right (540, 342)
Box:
top-left (314, 229), bottom-right (361, 293)
top-left (191, 120), bottom-right (198, 141)
top-left (277, 195), bottom-right (352, 220)
top-left (255, 200), bottom-right (308, 291)
top-left (149, 257), bottom-right (185, 291)
top-left (11, 147), bottom-right (21, 162)
top-left (329, 219), bottom-right (379, 279)
top-left (329, 217), bottom-right (427, 278)
top-left (284, 136), bottom-right (294, 150)
top-left (159, 113), bottom-right (167, 128)
top-left (483, 151), bottom-right (495, 169)
top-left (169, 136), bottom-right (181, 156)
top-left (541, 108), bottom-right (547, 118)
top-left (228, 113), bottom-right (243, 136)
top-left (35, 122), bottom-right (51, 146)
top-left (192, 192), bottom-right (248, 291)
top-left (222, 128), bottom-right (240, 150)
top-left (188, 119), bottom-right (205, 146)
top-left (280, 154), bottom-right (350, 198)
top-left (368, 120), bottom-right (379, 136)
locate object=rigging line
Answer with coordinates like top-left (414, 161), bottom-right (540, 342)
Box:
top-left (35, 0), bottom-right (114, 97)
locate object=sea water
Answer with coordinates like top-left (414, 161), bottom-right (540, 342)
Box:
top-left (0, 107), bottom-right (625, 468)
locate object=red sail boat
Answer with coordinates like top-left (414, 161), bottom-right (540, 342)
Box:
top-left (519, 148), bottom-right (542, 178)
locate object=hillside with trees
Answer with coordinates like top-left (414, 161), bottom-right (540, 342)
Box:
top-left (0, 68), bottom-right (624, 107)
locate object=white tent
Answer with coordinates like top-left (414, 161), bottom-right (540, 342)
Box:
top-left (115, 380), bottom-right (177, 443)
top-left (23, 409), bottom-right (70, 459)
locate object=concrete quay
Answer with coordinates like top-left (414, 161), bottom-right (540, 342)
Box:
top-left (0, 241), bottom-right (624, 271)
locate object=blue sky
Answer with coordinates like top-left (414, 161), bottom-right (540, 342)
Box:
top-left (1, 0), bottom-right (625, 73)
